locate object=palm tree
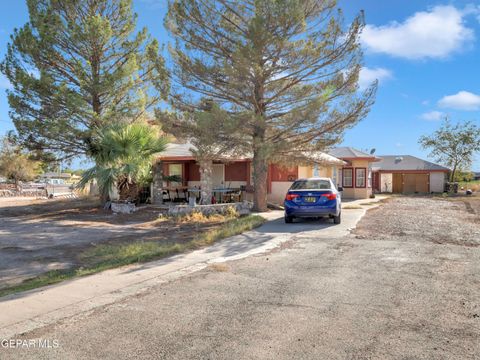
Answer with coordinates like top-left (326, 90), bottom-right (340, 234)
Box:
top-left (79, 122), bottom-right (173, 203)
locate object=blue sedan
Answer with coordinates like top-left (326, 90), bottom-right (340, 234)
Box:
top-left (284, 177), bottom-right (342, 224)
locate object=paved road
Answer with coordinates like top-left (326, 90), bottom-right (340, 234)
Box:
top-left (2, 198), bottom-right (479, 359)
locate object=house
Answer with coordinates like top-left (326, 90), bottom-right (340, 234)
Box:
top-left (153, 142), bottom-right (346, 204)
top-left (371, 155), bottom-right (449, 194)
top-left (474, 172), bottom-right (480, 181)
top-left (38, 172), bottom-right (72, 185)
top-left (329, 147), bottom-right (381, 199)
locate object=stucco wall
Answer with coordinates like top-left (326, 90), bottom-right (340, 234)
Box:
top-left (341, 187), bottom-right (371, 199)
top-left (430, 172), bottom-right (446, 192)
top-left (268, 181), bottom-right (293, 204)
top-left (340, 159), bottom-right (373, 199)
top-left (298, 166), bottom-right (312, 179)
top-left (380, 173), bottom-right (393, 193)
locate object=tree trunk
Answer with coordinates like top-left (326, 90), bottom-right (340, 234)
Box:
top-left (450, 163), bottom-right (457, 182)
top-left (252, 146), bottom-right (268, 212)
top-left (151, 160), bottom-right (164, 205)
top-left (199, 159), bottom-right (213, 205)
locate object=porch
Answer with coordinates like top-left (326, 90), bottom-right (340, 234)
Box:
top-left (158, 159), bottom-right (251, 204)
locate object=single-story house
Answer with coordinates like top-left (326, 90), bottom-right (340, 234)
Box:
top-left (38, 172), bottom-right (72, 185)
top-left (371, 155), bottom-right (449, 194)
top-left (153, 143), bottom-right (346, 204)
top-left (473, 172), bottom-right (480, 181)
top-left (328, 147), bottom-right (381, 199)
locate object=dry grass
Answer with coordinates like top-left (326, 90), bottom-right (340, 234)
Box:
top-left (175, 206), bottom-right (239, 223)
top-left (0, 214), bottom-right (265, 298)
top-left (459, 180), bottom-right (480, 192)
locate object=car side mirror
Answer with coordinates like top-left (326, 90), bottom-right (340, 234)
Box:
top-left (338, 187), bottom-right (344, 192)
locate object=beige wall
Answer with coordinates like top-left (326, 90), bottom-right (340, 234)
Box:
top-left (269, 181), bottom-right (293, 204)
top-left (380, 173), bottom-right (393, 193)
top-left (298, 166), bottom-right (312, 178)
top-left (340, 159), bottom-right (373, 199)
top-left (430, 172), bottom-right (446, 192)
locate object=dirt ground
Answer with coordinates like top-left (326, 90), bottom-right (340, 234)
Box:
top-left (0, 197), bottom-right (222, 289)
top-left (354, 196), bottom-right (480, 247)
top-left (3, 195), bottom-right (479, 359)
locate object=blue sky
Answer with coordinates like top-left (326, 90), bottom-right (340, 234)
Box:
top-left (0, 0), bottom-right (479, 170)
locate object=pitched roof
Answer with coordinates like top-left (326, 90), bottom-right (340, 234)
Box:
top-left (159, 143), bottom-right (345, 165)
top-left (372, 155), bottom-right (449, 171)
top-left (329, 147), bottom-right (377, 159)
top-left (162, 142), bottom-right (196, 158)
top-left (40, 172), bottom-right (72, 179)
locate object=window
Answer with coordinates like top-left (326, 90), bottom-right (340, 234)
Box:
top-left (343, 168), bottom-right (353, 187)
top-left (168, 164), bottom-right (182, 185)
top-left (356, 168), bottom-right (366, 188)
top-left (290, 179), bottom-right (331, 190)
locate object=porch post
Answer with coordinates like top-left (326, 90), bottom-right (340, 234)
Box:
top-left (151, 159), bottom-right (164, 205)
top-left (198, 159), bottom-right (213, 205)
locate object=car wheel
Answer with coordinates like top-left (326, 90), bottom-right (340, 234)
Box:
top-left (285, 215), bottom-right (293, 223)
top-left (333, 212), bottom-right (341, 224)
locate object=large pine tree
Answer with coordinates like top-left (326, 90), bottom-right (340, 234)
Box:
top-left (164, 0), bottom-right (376, 211)
top-left (1, 0), bottom-right (169, 160)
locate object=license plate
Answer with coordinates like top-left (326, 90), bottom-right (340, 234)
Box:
top-left (303, 197), bottom-right (316, 203)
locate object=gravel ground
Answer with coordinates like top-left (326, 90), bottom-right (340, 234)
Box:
top-left (2, 196), bottom-right (479, 359)
top-left (354, 197), bottom-right (480, 247)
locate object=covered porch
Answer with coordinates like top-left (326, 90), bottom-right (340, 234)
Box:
top-left (156, 158), bottom-right (252, 204)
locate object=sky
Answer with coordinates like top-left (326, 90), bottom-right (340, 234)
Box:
top-left (0, 0), bottom-right (479, 170)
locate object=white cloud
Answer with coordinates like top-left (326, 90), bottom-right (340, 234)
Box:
top-left (358, 67), bottom-right (393, 89)
top-left (438, 91), bottom-right (480, 111)
top-left (0, 74), bottom-right (12, 90)
top-left (420, 110), bottom-right (445, 121)
top-left (421, 100), bottom-right (430, 106)
top-left (362, 5), bottom-right (474, 60)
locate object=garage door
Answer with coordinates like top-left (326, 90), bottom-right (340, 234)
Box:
top-left (392, 173), bottom-right (430, 194)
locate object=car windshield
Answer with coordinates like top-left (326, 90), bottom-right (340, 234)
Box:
top-left (290, 179), bottom-right (331, 190)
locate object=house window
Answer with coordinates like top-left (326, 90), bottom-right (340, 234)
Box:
top-left (343, 168), bottom-right (353, 187)
top-left (168, 164), bottom-right (182, 186)
top-left (356, 168), bottom-right (366, 188)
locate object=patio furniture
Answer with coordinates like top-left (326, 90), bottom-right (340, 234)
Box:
top-left (163, 186), bottom-right (188, 203)
top-left (212, 188), bottom-right (241, 204)
top-left (187, 188), bottom-right (202, 203)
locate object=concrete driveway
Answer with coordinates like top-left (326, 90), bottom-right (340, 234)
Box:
top-left (2, 196), bottom-right (479, 359)
top-left (0, 202), bottom-right (368, 339)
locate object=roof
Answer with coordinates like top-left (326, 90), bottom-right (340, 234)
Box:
top-left (159, 142), bottom-right (345, 165)
top-left (296, 151), bottom-right (345, 166)
top-left (329, 147), bottom-right (378, 160)
top-left (372, 155), bottom-right (450, 172)
top-left (162, 142), bottom-right (196, 158)
top-left (40, 172), bottom-right (72, 179)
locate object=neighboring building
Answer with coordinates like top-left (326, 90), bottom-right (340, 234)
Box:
top-left (474, 172), bottom-right (480, 181)
top-left (329, 147), bottom-right (381, 199)
top-left (154, 143), bottom-right (345, 204)
top-left (38, 172), bottom-right (72, 185)
top-left (371, 155), bottom-right (449, 194)
top-left (66, 174), bottom-right (82, 185)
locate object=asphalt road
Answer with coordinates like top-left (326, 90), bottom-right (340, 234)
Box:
top-left (2, 197), bottom-right (479, 359)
